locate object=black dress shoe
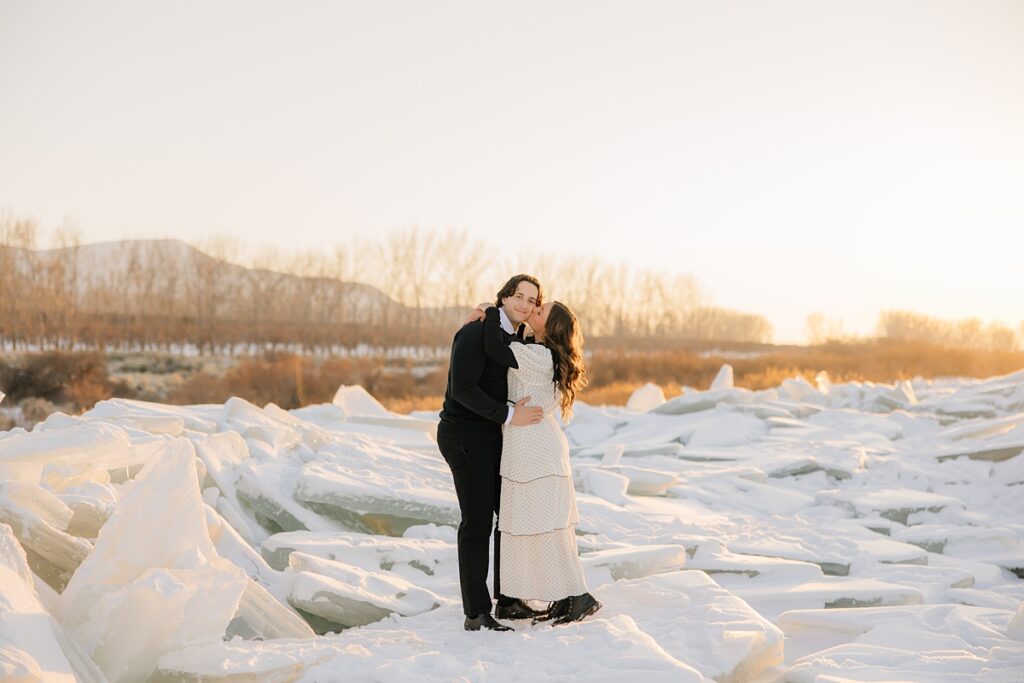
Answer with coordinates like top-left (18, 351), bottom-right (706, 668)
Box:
top-left (495, 599), bottom-right (546, 620)
top-left (552, 593), bottom-right (602, 625)
top-left (531, 597), bottom-right (571, 624)
top-left (464, 613), bottom-right (514, 632)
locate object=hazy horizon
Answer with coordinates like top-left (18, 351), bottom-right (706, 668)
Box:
top-left (2, 1), bottom-right (1022, 343)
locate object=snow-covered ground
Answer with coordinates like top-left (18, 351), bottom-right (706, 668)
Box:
top-left (1, 369), bottom-right (1023, 682)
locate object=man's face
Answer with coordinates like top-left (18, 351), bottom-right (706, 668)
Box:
top-left (501, 281), bottom-right (540, 326)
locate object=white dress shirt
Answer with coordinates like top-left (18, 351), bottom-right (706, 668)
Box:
top-left (499, 307), bottom-right (515, 424)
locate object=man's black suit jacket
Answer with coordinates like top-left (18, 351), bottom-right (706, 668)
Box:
top-left (439, 315), bottom-right (520, 428)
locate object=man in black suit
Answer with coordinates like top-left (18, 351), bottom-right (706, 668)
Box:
top-left (437, 273), bottom-right (546, 631)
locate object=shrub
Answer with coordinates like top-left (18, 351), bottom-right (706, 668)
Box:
top-left (19, 397), bottom-right (57, 426)
top-left (0, 352), bottom-right (112, 406)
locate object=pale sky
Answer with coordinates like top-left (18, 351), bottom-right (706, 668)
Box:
top-left (1, 1), bottom-right (1022, 343)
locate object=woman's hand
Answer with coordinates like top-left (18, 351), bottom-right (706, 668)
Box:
top-left (462, 302), bottom-right (492, 325)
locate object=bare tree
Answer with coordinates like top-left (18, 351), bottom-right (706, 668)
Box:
top-left (0, 214), bottom-right (39, 350)
top-left (188, 235), bottom-right (239, 354)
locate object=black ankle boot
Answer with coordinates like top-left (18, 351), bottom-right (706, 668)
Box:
top-left (531, 597), bottom-right (571, 624)
top-left (552, 593), bottom-right (602, 625)
top-left (495, 599), bottom-right (546, 620)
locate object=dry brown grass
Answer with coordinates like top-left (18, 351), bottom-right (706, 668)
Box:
top-left (168, 354), bottom-right (447, 410)
top-left (379, 395), bottom-right (444, 414)
top-left (4, 340), bottom-right (1022, 415)
top-left (588, 340), bottom-right (1024, 396)
top-left (578, 381), bottom-right (680, 407)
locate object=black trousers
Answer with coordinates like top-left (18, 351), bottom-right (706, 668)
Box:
top-left (437, 419), bottom-right (509, 617)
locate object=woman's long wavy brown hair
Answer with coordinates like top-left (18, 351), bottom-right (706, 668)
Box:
top-left (545, 301), bottom-right (588, 421)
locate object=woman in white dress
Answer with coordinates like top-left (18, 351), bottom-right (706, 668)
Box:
top-left (478, 300), bottom-right (602, 625)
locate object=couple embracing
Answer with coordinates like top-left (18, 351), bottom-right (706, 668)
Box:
top-left (437, 274), bottom-right (601, 632)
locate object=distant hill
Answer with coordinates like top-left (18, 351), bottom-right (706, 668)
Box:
top-left (0, 239), bottom-right (472, 352)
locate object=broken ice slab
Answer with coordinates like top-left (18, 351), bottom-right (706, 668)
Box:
top-left (235, 460), bottom-right (343, 535)
top-left (934, 442), bottom-right (1024, 463)
top-left (734, 403), bottom-right (800, 419)
top-left (257, 402), bottom-right (339, 452)
top-left (891, 523), bottom-right (1018, 554)
top-left (957, 549), bottom-right (1024, 578)
top-left (293, 452), bottom-right (460, 536)
top-left (761, 398), bottom-right (826, 418)
top-left (684, 409), bottom-right (767, 448)
top-left (714, 573), bottom-right (925, 621)
top-left (56, 439), bottom-right (248, 683)
top-left (57, 482), bottom-right (118, 538)
top-left (86, 397), bottom-right (221, 433)
top-left (777, 602), bottom-right (1022, 653)
top-left (604, 464), bottom-right (678, 496)
top-left (0, 523), bottom-right (108, 683)
top-left (205, 502), bottom-right (281, 588)
top-left (325, 384), bottom-right (439, 433)
top-left (807, 409), bottom-right (905, 440)
top-left (340, 414), bottom-right (440, 435)
top-left (779, 605), bottom-right (1024, 682)
top-left (763, 455), bottom-right (857, 480)
top-left (728, 522), bottom-right (928, 577)
top-left (685, 545), bottom-right (825, 581)
top-left (673, 445), bottom-right (741, 462)
top-left (572, 492), bottom-right (689, 544)
top-left (765, 456), bottom-right (819, 479)
top-left (710, 363), bottom-right (735, 390)
top-left (192, 432), bottom-right (267, 544)
top-left (0, 481), bottom-right (93, 591)
top-left (193, 431), bottom-right (249, 491)
top-left (0, 422), bottom-right (136, 479)
top-left (0, 480), bottom-right (74, 529)
top-left (289, 404), bottom-right (439, 452)
top-left (287, 552), bottom-right (440, 631)
top-left (816, 488), bottom-right (965, 525)
top-left (672, 474), bottom-right (816, 516)
top-left (563, 402), bottom-right (620, 448)
top-left (851, 562), bottom-right (976, 601)
top-left (1010, 602), bottom-right (1024, 640)
top-left (620, 442), bottom-right (688, 458)
top-left (575, 413), bottom-right (697, 455)
top-left (940, 413), bottom-right (1024, 441)
top-left (573, 464), bottom-right (629, 506)
top-left (869, 380), bottom-right (919, 410)
top-left (625, 382), bottom-right (666, 411)
top-left (596, 570), bottom-right (783, 683)
top-left (58, 411), bottom-right (185, 437)
top-left (580, 544), bottom-right (687, 584)
top-left (777, 375), bottom-right (824, 403)
top-left (930, 401), bottom-right (1000, 420)
top-left (849, 536), bottom-right (929, 567)
top-left (331, 384), bottom-right (392, 417)
top-left (154, 637), bottom-right (341, 683)
top-left (228, 577), bottom-right (315, 640)
top-left (225, 396), bottom-right (302, 451)
top-left (655, 387), bottom-right (757, 415)
top-left (566, 421), bottom-right (618, 450)
top-left (261, 530), bottom-right (456, 585)
top-left (649, 393), bottom-right (719, 415)
top-left (843, 514), bottom-right (904, 536)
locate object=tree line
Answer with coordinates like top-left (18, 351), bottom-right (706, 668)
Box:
top-left (804, 310), bottom-right (1024, 352)
top-left (2, 214), bottom-right (1020, 355)
top-left (28, 212), bottom-right (1023, 355)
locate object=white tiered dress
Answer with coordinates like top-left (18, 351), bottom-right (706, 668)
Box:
top-left (498, 341), bottom-right (588, 602)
